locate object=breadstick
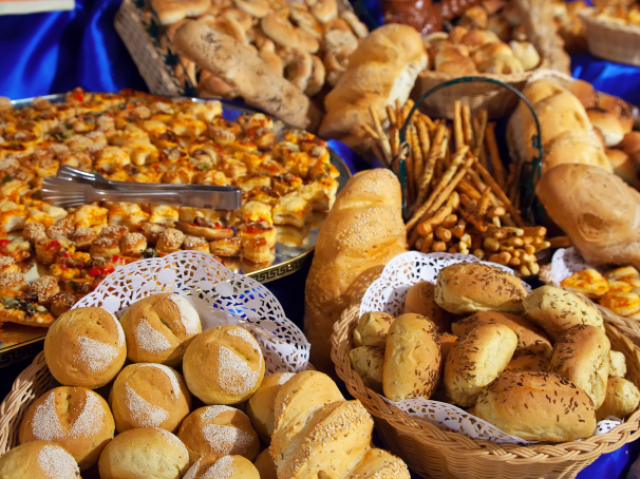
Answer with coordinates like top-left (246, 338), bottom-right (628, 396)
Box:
top-left (420, 233), bottom-right (434, 253)
top-left (362, 123), bottom-right (379, 140)
top-left (452, 219), bottom-right (467, 238)
top-left (369, 107), bottom-right (391, 164)
top-left (473, 110), bottom-right (488, 157)
top-left (416, 117), bottom-right (431, 158)
top-left (548, 236), bottom-right (572, 249)
top-left (474, 160), bottom-right (526, 227)
top-left (456, 180), bottom-right (483, 201)
top-left (386, 105), bottom-right (397, 128)
top-left (405, 126), bottom-right (416, 204)
top-left (520, 226), bottom-right (547, 237)
top-left (416, 202), bottom-right (454, 236)
top-left (419, 113), bottom-right (435, 132)
top-left (432, 241), bottom-right (447, 253)
top-left (442, 214), bottom-right (458, 229)
top-left (461, 104), bottom-right (474, 149)
top-left (486, 123), bottom-right (506, 190)
top-left (415, 124), bottom-right (447, 208)
top-left (435, 225), bottom-right (452, 242)
top-left (458, 205), bottom-right (488, 232)
top-left (453, 100), bottom-right (464, 152)
top-left (371, 143), bottom-right (386, 166)
top-left (477, 186), bottom-right (492, 218)
top-left (410, 124), bottom-right (424, 188)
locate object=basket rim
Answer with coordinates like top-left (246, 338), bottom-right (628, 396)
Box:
top-left (331, 304), bottom-right (640, 462)
top-left (418, 60), bottom-right (546, 85)
top-left (580, 8), bottom-right (640, 36)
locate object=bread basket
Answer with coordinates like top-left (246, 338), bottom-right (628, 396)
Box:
top-left (580, 9), bottom-right (640, 66)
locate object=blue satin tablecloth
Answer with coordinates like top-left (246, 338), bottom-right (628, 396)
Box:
top-left (0, 0), bottom-right (640, 477)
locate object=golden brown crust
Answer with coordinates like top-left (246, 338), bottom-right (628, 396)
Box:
top-left (245, 372), bottom-right (295, 442)
top-left (184, 454), bottom-right (261, 479)
top-left (596, 377), bottom-right (640, 421)
top-left (353, 311), bottom-right (395, 348)
top-left (0, 440), bottom-right (81, 479)
top-left (403, 281), bottom-right (452, 333)
top-left (349, 345), bottom-right (384, 393)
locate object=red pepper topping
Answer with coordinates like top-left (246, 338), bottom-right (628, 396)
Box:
top-left (46, 240), bottom-right (60, 250)
top-left (74, 93), bottom-right (84, 102)
top-left (0, 239), bottom-right (10, 247)
top-left (88, 266), bottom-right (101, 277)
top-left (101, 265), bottom-right (115, 275)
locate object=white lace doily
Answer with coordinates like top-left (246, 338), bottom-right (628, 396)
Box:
top-left (360, 251), bottom-right (620, 444)
top-left (73, 251), bottom-right (309, 373)
top-left (546, 247), bottom-right (603, 286)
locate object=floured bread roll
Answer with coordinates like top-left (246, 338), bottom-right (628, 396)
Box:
top-left (245, 372), bottom-right (296, 442)
top-left (183, 454), bottom-right (260, 479)
top-left (183, 325), bottom-right (265, 404)
top-left (353, 311), bottom-right (395, 348)
top-left (0, 440), bottom-right (80, 479)
top-left (19, 386), bottom-right (114, 470)
top-left (120, 293), bottom-right (202, 366)
top-left (254, 448), bottom-right (277, 479)
top-left (597, 377), bottom-right (640, 421)
top-left (44, 307), bottom-right (126, 389)
top-left (177, 405), bottom-right (260, 463)
top-left (109, 363), bottom-right (191, 433)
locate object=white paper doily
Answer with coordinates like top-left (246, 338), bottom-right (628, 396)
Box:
top-left (73, 251), bottom-right (309, 374)
top-left (359, 251), bottom-right (620, 444)
top-left (546, 247), bottom-right (604, 286)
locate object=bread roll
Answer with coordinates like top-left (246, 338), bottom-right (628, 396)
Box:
top-left (504, 351), bottom-right (549, 373)
top-left (0, 441), bottom-right (80, 479)
top-left (451, 311), bottom-right (552, 357)
top-left (403, 281), bottom-right (451, 332)
top-left (110, 363), bottom-right (191, 433)
top-left (254, 448), bottom-right (278, 479)
top-left (120, 293), bottom-right (201, 366)
top-left (98, 427), bottom-right (190, 479)
top-left (349, 346), bottom-right (384, 393)
top-left (606, 148), bottom-right (639, 187)
top-left (183, 325), bottom-right (265, 404)
top-left (438, 332), bottom-right (457, 364)
top-left (475, 371), bottom-right (597, 441)
top-left (318, 24), bottom-right (427, 148)
top-left (150, 0), bottom-right (210, 25)
top-left (245, 372), bottom-right (295, 443)
top-left (177, 405), bottom-right (260, 462)
top-left (609, 350), bottom-right (628, 378)
top-left (549, 324), bottom-right (610, 408)
top-left (536, 165), bottom-right (640, 270)
top-left (478, 55), bottom-right (524, 74)
top-left (523, 285), bottom-right (604, 340)
top-left (183, 454), bottom-right (260, 479)
top-left (19, 386), bottom-right (114, 470)
top-left (445, 323), bottom-right (518, 407)
top-left (588, 109), bottom-right (626, 147)
top-left (620, 131), bottom-right (640, 165)
top-left (435, 262), bottom-right (527, 314)
top-left (383, 313), bottom-right (441, 401)
top-left (347, 448), bottom-right (411, 478)
top-left (596, 377), bottom-right (640, 421)
top-left (304, 169), bottom-right (407, 374)
top-left (541, 130), bottom-right (613, 174)
top-left (509, 41), bottom-right (541, 70)
top-left (437, 57), bottom-right (478, 75)
top-left (568, 79), bottom-right (597, 109)
top-left (353, 311), bottom-right (395, 348)
top-left (44, 307), bottom-right (126, 389)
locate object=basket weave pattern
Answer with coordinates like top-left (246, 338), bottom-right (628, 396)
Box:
top-left (581, 11), bottom-right (640, 66)
top-left (332, 305), bottom-right (640, 479)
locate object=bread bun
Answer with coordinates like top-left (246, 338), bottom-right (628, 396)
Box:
top-left (523, 286), bottom-right (604, 340)
top-left (120, 293), bottom-right (201, 366)
top-left (478, 54), bottom-right (524, 74)
top-left (349, 346), bottom-right (384, 393)
top-left (460, 29), bottom-right (499, 51)
top-left (596, 377), bottom-right (640, 421)
top-left (254, 448), bottom-right (277, 479)
top-left (508, 41), bottom-right (540, 71)
top-left (435, 262), bottom-right (527, 314)
top-left (19, 386), bottom-right (114, 469)
top-left (437, 57), bottom-right (478, 75)
top-left (445, 323), bottom-right (517, 407)
top-left (0, 440), bottom-right (80, 479)
top-left (598, 93), bottom-right (634, 133)
top-left (549, 324), bottom-right (611, 408)
top-left (44, 307), bottom-right (126, 389)
top-left (184, 454), bottom-right (260, 479)
top-left (587, 109), bottom-right (626, 147)
top-left (183, 325), bottom-right (265, 404)
top-left (620, 131), bottom-right (640, 165)
top-left (383, 313), bottom-right (441, 401)
top-left (353, 311), bottom-right (395, 348)
top-left (470, 42), bottom-right (513, 66)
top-left (503, 352), bottom-right (549, 373)
top-left (448, 25), bottom-right (469, 44)
top-left (348, 448), bottom-right (412, 478)
top-left (438, 332), bottom-right (457, 364)
top-left (98, 427), bottom-right (190, 479)
top-left (475, 371), bottom-right (597, 441)
top-left (110, 363), bottom-right (191, 433)
top-left (609, 350), bottom-right (628, 378)
top-left (245, 372), bottom-right (296, 442)
top-left (433, 45), bottom-right (470, 70)
top-left (542, 130), bottom-right (613, 174)
top-left (568, 79), bottom-right (597, 109)
top-left (177, 405), bottom-right (260, 462)
top-left (403, 281), bottom-right (451, 332)
top-left (606, 148), bottom-right (639, 187)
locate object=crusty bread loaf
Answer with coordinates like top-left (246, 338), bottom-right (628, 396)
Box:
top-left (383, 313), bottom-right (441, 401)
top-left (245, 372), bottom-right (295, 442)
top-left (304, 169), bottom-right (407, 374)
top-left (173, 21), bottom-right (320, 130)
top-left (445, 323), bottom-right (518, 407)
top-left (475, 371), bottom-right (597, 442)
top-left (435, 262), bottom-right (527, 314)
top-left (403, 281), bottom-right (452, 332)
top-left (596, 377), bottom-right (640, 421)
top-left (353, 311), bottom-right (395, 348)
top-left (0, 440), bottom-right (80, 479)
top-left (349, 346), bottom-right (384, 393)
top-left (183, 454), bottom-right (260, 479)
top-left (318, 24), bottom-right (427, 149)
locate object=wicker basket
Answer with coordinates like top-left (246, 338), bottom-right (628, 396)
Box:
top-left (332, 305), bottom-right (640, 479)
top-left (581, 9), bottom-right (640, 66)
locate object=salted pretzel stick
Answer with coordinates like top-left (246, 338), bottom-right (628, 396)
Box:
top-left (474, 159), bottom-right (525, 227)
top-left (462, 104), bottom-right (474, 149)
top-left (477, 186), bottom-right (492, 217)
top-left (410, 124), bottom-right (424, 187)
top-left (453, 101), bottom-right (464, 152)
top-left (405, 126), bottom-right (416, 204)
top-left (424, 145), bottom-right (469, 209)
top-left (486, 123), bottom-right (506, 190)
top-left (416, 117), bottom-right (431, 159)
top-left (456, 180), bottom-right (483, 200)
top-left (386, 105), bottom-right (397, 128)
top-left (370, 107), bottom-right (391, 163)
top-left (415, 124), bottom-right (447, 207)
top-left (473, 110), bottom-right (488, 154)
top-left (416, 198), bottom-right (456, 236)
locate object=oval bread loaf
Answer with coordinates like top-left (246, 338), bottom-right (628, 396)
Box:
top-left (349, 346), bottom-right (384, 393)
top-left (353, 311), bottom-right (395, 348)
top-left (596, 377), bottom-right (640, 421)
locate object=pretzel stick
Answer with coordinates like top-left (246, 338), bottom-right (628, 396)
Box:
top-left (457, 180), bottom-right (483, 200)
top-left (396, 99), bottom-right (404, 128)
top-left (473, 110), bottom-right (488, 155)
top-left (485, 123), bottom-right (506, 190)
top-left (415, 124), bottom-right (446, 207)
top-left (462, 104), bottom-right (474, 149)
top-left (423, 145), bottom-right (469, 210)
top-left (474, 160), bottom-right (525, 227)
top-left (477, 186), bottom-right (492, 217)
top-left (548, 236), bottom-right (572, 248)
top-left (405, 127), bottom-right (416, 204)
top-left (453, 101), bottom-right (464, 152)
top-left (370, 107), bottom-right (391, 163)
top-left (417, 200), bottom-right (455, 236)
top-left (386, 105), bottom-right (397, 128)
top-left (410, 124), bottom-right (424, 188)
top-left (420, 113), bottom-right (436, 132)
top-left (362, 123), bottom-right (379, 140)
top-left (416, 117), bottom-right (431, 159)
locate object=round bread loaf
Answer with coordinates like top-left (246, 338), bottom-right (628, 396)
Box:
top-left (184, 454), bottom-right (260, 479)
top-left (549, 324), bottom-right (611, 408)
top-left (245, 372), bottom-right (296, 442)
top-left (44, 307), bottom-right (126, 388)
top-left (444, 323), bottom-right (518, 407)
top-left (523, 285), bottom-right (604, 340)
top-left (434, 263), bottom-right (526, 314)
top-left (475, 371), bottom-right (597, 442)
top-left (183, 325), bottom-right (265, 404)
top-left (98, 427), bottom-right (190, 479)
top-left (353, 311), bottom-right (395, 348)
top-left (177, 405), bottom-right (260, 463)
top-left (403, 281), bottom-right (451, 332)
top-left (110, 363), bottom-right (191, 433)
top-left (0, 440), bottom-right (80, 479)
top-left (383, 313), bottom-right (441, 401)
top-left (254, 448), bottom-right (278, 479)
top-left (596, 377), bottom-right (640, 421)
top-left (120, 293), bottom-right (202, 366)
top-left (349, 346), bottom-right (384, 393)
top-left (19, 386), bottom-right (114, 470)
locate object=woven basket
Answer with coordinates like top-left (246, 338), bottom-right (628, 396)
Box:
top-left (581, 9), bottom-right (640, 66)
top-left (332, 305), bottom-right (640, 479)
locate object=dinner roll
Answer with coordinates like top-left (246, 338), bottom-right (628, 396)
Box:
top-left (435, 263), bottom-right (526, 314)
top-left (403, 281), bottom-right (451, 332)
top-left (120, 293), bottom-right (202, 366)
top-left (438, 332), bottom-right (457, 364)
top-left (349, 346), bottom-right (384, 393)
top-left (110, 363), bottom-right (191, 433)
top-left (44, 307), bottom-right (126, 389)
top-left (183, 325), bottom-right (265, 404)
top-left (609, 350), bottom-right (628, 378)
top-left (245, 372), bottom-right (296, 442)
top-left (184, 454), bottom-right (260, 479)
top-left (451, 311), bottom-right (552, 357)
top-left (596, 377), bottom-right (640, 421)
top-left (353, 311), bottom-right (395, 348)
top-left (475, 371), bottom-right (597, 441)
top-left (549, 324), bottom-right (611, 408)
top-left (0, 440), bottom-right (80, 479)
top-left (177, 405), bottom-right (260, 462)
top-left (383, 314), bottom-right (440, 401)
top-left (587, 108), bottom-right (626, 147)
top-left (98, 427), bottom-right (190, 479)
top-left (503, 352), bottom-right (549, 373)
top-left (445, 323), bottom-right (517, 407)
top-left (523, 286), bottom-right (604, 340)
top-left (255, 448), bottom-right (277, 479)
top-left (19, 386), bottom-right (114, 470)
